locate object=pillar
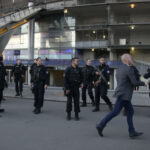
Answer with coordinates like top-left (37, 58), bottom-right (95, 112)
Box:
top-left (28, 19), bottom-right (35, 85)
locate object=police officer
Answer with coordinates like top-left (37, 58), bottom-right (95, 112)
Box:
top-left (30, 57), bottom-right (48, 114)
top-left (81, 59), bottom-right (95, 107)
top-left (64, 57), bottom-right (83, 121)
top-left (144, 68), bottom-right (150, 97)
top-left (93, 57), bottom-right (112, 112)
top-left (11, 59), bottom-right (26, 97)
top-left (0, 55), bottom-right (7, 113)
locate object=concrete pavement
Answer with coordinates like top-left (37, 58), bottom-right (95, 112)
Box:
top-left (0, 97), bottom-right (150, 150)
top-left (3, 85), bottom-right (150, 107)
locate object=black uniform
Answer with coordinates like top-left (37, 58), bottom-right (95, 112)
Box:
top-left (144, 68), bottom-right (150, 97)
top-left (64, 65), bottom-right (83, 119)
top-left (93, 64), bottom-right (112, 111)
top-left (30, 63), bottom-right (37, 76)
top-left (0, 61), bottom-right (6, 111)
top-left (31, 64), bottom-right (48, 113)
top-left (81, 65), bottom-right (95, 106)
top-left (131, 66), bottom-right (141, 90)
top-left (11, 63), bottom-right (26, 96)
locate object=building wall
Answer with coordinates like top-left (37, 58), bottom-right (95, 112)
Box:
top-left (131, 49), bottom-right (150, 64)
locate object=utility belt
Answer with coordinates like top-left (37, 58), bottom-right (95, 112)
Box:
top-left (14, 73), bottom-right (22, 77)
top-left (31, 81), bottom-right (44, 93)
top-left (70, 81), bottom-right (80, 87)
top-left (33, 80), bottom-right (44, 85)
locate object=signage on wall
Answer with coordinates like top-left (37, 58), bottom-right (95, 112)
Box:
top-left (14, 50), bottom-right (20, 56)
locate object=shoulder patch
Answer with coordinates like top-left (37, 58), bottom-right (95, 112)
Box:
top-left (107, 70), bottom-right (110, 74)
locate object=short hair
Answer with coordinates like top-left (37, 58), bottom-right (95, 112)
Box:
top-left (36, 57), bottom-right (41, 61)
top-left (100, 57), bottom-right (105, 60)
top-left (71, 57), bottom-right (78, 62)
top-left (86, 58), bottom-right (91, 62)
top-left (17, 59), bottom-right (21, 62)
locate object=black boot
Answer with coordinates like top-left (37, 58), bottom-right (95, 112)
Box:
top-left (81, 102), bottom-right (87, 107)
top-left (92, 100), bottom-right (95, 106)
top-left (92, 107), bottom-right (100, 112)
top-left (32, 108), bottom-right (37, 113)
top-left (0, 108), bottom-right (5, 113)
top-left (15, 93), bottom-right (20, 96)
top-left (66, 112), bottom-right (71, 120)
top-left (34, 108), bottom-right (41, 114)
top-left (74, 113), bottom-right (79, 121)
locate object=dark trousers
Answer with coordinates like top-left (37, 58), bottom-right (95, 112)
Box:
top-left (15, 78), bottom-right (23, 94)
top-left (82, 83), bottom-right (94, 104)
top-left (33, 82), bottom-right (45, 109)
top-left (95, 83), bottom-right (112, 109)
top-left (66, 87), bottom-right (80, 113)
top-left (0, 89), bottom-right (2, 104)
top-left (98, 98), bottom-right (135, 134)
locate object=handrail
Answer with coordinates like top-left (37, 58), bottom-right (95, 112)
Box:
top-left (0, 0), bottom-right (63, 19)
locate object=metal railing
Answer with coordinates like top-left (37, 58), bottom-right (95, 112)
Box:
top-left (0, 0), bottom-right (63, 19)
top-left (3, 59), bottom-right (122, 68)
top-left (0, 0), bottom-right (28, 17)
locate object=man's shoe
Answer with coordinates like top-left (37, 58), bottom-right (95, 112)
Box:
top-left (96, 126), bottom-right (104, 137)
top-left (81, 103), bottom-right (87, 107)
top-left (66, 113), bottom-right (71, 120)
top-left (0, 108), bottom-right (5, 113)
top-left (129, 131), bottom-right (143, 138)
top-left (92, 108), bottom-right (100, 112)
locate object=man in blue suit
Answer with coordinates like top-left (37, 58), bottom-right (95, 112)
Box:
top-left (96, 54), bottom-right (146, 138)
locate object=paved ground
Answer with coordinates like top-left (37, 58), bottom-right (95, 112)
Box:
top-left (3, 85), bottom-right (150, 106)
top-left (0, 97), bottom-right (150, 150)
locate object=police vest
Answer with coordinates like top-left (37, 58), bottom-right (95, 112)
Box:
top-left (14, 65), bottom-right (23, 74)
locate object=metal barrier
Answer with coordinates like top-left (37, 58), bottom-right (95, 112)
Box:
top-left (3, 59), bottom-right (122, 68)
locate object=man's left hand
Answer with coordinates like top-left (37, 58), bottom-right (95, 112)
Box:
top-left (44, 85), bottom-right (48, 89)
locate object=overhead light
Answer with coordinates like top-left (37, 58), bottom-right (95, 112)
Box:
top-left (131, 47), bottom-right (135, 52)
top-left (103, 35), bottom-right (106, 39)
top-left (91, 48), bottom-right (95, 52)
top-left (130, 25), bottom-right (135, 30)
top-left (130, 4), bottom-right (135, 9)
top-left (64, 9), bottom-right (68, 14)
top-left (93, 30), bottom-right (96, 34)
